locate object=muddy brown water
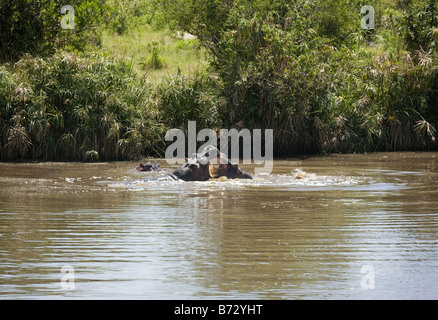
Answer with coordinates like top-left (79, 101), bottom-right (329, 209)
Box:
top-left (0, 152), bottom-right (437, 299)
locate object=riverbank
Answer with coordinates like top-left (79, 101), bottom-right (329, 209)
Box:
top-left (1, 47), bottom-right (436, 162)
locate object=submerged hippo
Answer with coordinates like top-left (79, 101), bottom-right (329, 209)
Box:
top-left (170, 146), bottom-right (253, 181)
top-left (168, 151), bottom-right (212, 181)
top-left (205, 146), bottom-right (253, 180)
top-left (140, 146), bottom-right (253, 182)
top-left (136, 163), bottom-right (161, 172)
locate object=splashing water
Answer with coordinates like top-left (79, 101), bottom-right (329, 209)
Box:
top-left (108, 168), bottom-right (364, 191)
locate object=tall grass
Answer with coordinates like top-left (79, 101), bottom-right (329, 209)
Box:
top-left (0, 51), bottom-right (165, 161)
top-left (100, 15), bottom-right (208, 82)
top-left (154, 71), bottom-right (222, 131)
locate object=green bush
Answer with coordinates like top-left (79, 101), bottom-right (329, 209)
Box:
top-left (401, 0), bottom-right (438, 51)
top-left (154, 71), bottom-right (222, 131)
top-left (161, 0), bottom-right (437, 155)
top-left (0, 0), bottom-right (107, 62)
top-left (0, 51), bottom-right (165, 161)
top-left (144, 42), bottom-right (166, 70)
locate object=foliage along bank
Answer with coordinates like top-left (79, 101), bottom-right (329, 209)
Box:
top-left (1, 0), bottom-right (437, 161)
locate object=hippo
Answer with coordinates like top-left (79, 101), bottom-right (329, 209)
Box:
top-left (210, 161), bottom-right (253, 179)
top-left (136, 163), bottom-right (161, 172)
top-left (167, 151), bottom-right (212, 181)
top-left (202, 146), bottom-right (253, 180)
top-left (135, 146), bottom-right (253, 182)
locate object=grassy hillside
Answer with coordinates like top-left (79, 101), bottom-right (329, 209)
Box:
top-left (100, 15), bottom-right (208, 82)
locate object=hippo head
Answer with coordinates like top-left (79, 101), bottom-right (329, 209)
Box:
top-left (201, 145), bottom-right (253, 180)
top-left (136, 163), bottom-right (161, 172)
top-left (211, 161), bottom-right (253, 179)
top-left (171, 153), bottom-right (211, 181)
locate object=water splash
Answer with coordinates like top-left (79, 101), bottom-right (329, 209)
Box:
top-left (107, 169), bottom-right (364, 191)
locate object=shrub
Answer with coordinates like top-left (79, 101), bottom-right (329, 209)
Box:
top-left (401, 0), bottom-right (438, 51)
top-left (144, 42), bottom-right (166, 70)
top-left (0, 0), bottom-right (108, 62)
top-left (162, 0), bottom-right (437, 155)
top-left (154, 71), bottom-right (222, 131)
top-left (0, 51), bottom-right (165, 161)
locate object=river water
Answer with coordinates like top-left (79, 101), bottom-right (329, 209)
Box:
top-left (0, 152), bottom-right (437, 299)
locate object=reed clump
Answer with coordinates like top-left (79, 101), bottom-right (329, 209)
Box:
top-left (0, 51), bottom-right (164, 161)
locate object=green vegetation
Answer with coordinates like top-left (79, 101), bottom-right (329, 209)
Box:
top-left (0, 0), bottom-right (107, 61)
top-left (0, 51), bottom-right (164, 161)
top-left (100, 20), bottom-right (208, 82)
top-left (1, 0), bottom-right (437, 161)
